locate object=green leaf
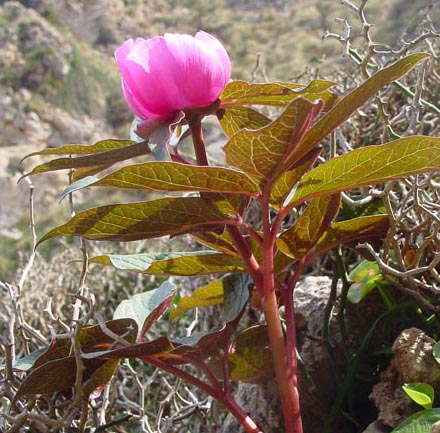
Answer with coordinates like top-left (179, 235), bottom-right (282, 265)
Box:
top-left (38, 197), bottom-right (238, 244)
top-left (91, 251), bottom-right (244, 276)
top-left (314, 214), bottom-right (390, 255)
top-left (270, 147), bottom-right (322, 207)
top-left (61, 162), bottom-right (260, 199)
top-left (171, 323), bottom-right (236, 360)
top-left (433, 341), bottom-right (440, 365)
top-left (224, 97), bottom-right (323, 179)
top-left (23, 141), bottom-right (150, 177)
top-left (169, 273), bottom-right (250, 321)
top-left (79, 318), bottom-right (138, 351)
top-left (277, 194), bottom-right (341, 259)
top-left (169, 279), bottom-right (225, 320)
top-left (147, 253), bottom-right (244, 276)
top-left (15, 356), bottom-right (78, 398)
top-left (402, 383), bottom-right (434, 409)
top-left (392, 409), bottom-right (440, 433)
top-left (347, 260), bottom-right (382, 304)
top-left (284, 53), bottom-right (430, 169)
top-left (220, 80), bottom-right (337, 107)
top-left (81, 337), bottom-right (172, 360)
top-left (21, 139), bottom-right (136, 161)
top-left (228, 325), bottom-right (273, 383)
top-left (218, 106), bottom-right (271, 137)
top-left (114, 280), bottom-right (177, 338)
top-left (71, 164), bottom-right (115, 181)
top-left (60, 176), bottom-right (99, 201)
top-left (347, 280), bottom-right (379, 304)
top-left (8, 348), bottom-right (48, 372)
top-left (82, 359), bottom-right (120, 396)
top-left (223, 274), bottom-right (251, 322)
top-left (349, 260), bottom-right (381, 284)
top-left (289, 136), bottom-right (440, 206)
top-left (191, 231), bottom-right (238, 256)
top-left (91, 251), bottom-right (214, 271)
top-left (13, 319), bottom-right (137, 401)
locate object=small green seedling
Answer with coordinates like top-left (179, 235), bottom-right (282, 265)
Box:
top-left (402, 382), bottom-right (434, 410)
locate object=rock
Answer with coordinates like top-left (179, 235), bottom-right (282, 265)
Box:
top-left (370, 328), bottom-right (440, 428)
top-left (432, 420), bottom-right (440, 433)
top-left (362, 420), bottom-right (390, 433)
top-left (35, 0), bottom-right (122, 45)
top-left (1, 2), bottom-right (72, 91)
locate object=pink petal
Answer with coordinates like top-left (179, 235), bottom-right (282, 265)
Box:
top-left (115, 32), bottom-right (231, 119)
top-left (195, 31), bottom-right (232, 84)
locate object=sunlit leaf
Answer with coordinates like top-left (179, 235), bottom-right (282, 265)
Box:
top-left (23, 141), bottom-right (150, 178)
top-left (169, 273), bottom-right (250, 322)
top-left (347, 260), bottom-right (383, 304)
top-left (169, 279), bottom-right (225, 320)
top-left (218, 105), bottom-right (271, 137)
top-left (270, 147), bottom-right (322, 207)
top-left (347, 280), bottom-right (380, 304)
top-left (277, 194), bottom-right (341, 259)
top-left (71, 164), bottom-right (114, 181)
top-left (391, 409), bottom-right (440, 433)
top-left (91, 251), bottom-right (244, 276)
top-left (220, 80), bottom-right (337, 107)
top-left (38, 197), bottom-right (238, 244)
top-left (60, 162), bottom-right (260, 200)
top-left (350, 260), bottom-right (381, 284)
top-left (21, 139), bottom-right (136, 161)
top-left (402, 383), bottom-right (434, 409)
top-left (92, 251), bottom-right (213, 271)
top-left (314, 214), bottom-right (389, 255)
top-left (225, 97), bottom-right (323, 179)
top-left (114, 280), bottom-right (177, 339)
top-left (284, 53), bottom-right (430, 169)
top-left (147, 253), bottom-right (244, 276)
top-left (273, 249), bottom-right (296, 274)
top-left (289, 136), bottom-right (440, 206)
top-left (191, 232), bottom-right (238, 256)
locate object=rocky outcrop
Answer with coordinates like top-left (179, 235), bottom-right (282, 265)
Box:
top-left (371, 328), bottom-right (440, 428)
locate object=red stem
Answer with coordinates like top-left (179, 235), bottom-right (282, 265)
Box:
top-left (259, 195), bottom-right (303, 433)
top-left (187, 113), bottom-right (209, 166)
top-left (143, 356), bottom-right (263, 433)
top-left (227, 225), bottom-right (263, 289)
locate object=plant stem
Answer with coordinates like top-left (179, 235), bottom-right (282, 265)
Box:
top-left (259, 196), bottom-right (303, 433)
top-left (142, 356), bottom-right (263, 433)
top-left (187, 113), bottom-right (209, 166)
top-left (260, 251), bottom-right (303, 433)
top-left (227, 225), bottom-right (263, 289)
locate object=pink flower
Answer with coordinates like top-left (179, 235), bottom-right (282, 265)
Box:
top-left (115, 31), bottom-right (231, 120)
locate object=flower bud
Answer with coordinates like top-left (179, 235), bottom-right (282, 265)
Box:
top-left (115, 31), bottom-right (231, 120)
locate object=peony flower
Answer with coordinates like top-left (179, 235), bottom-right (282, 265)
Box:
top-left (115, 31), bottom-right (231, 120)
